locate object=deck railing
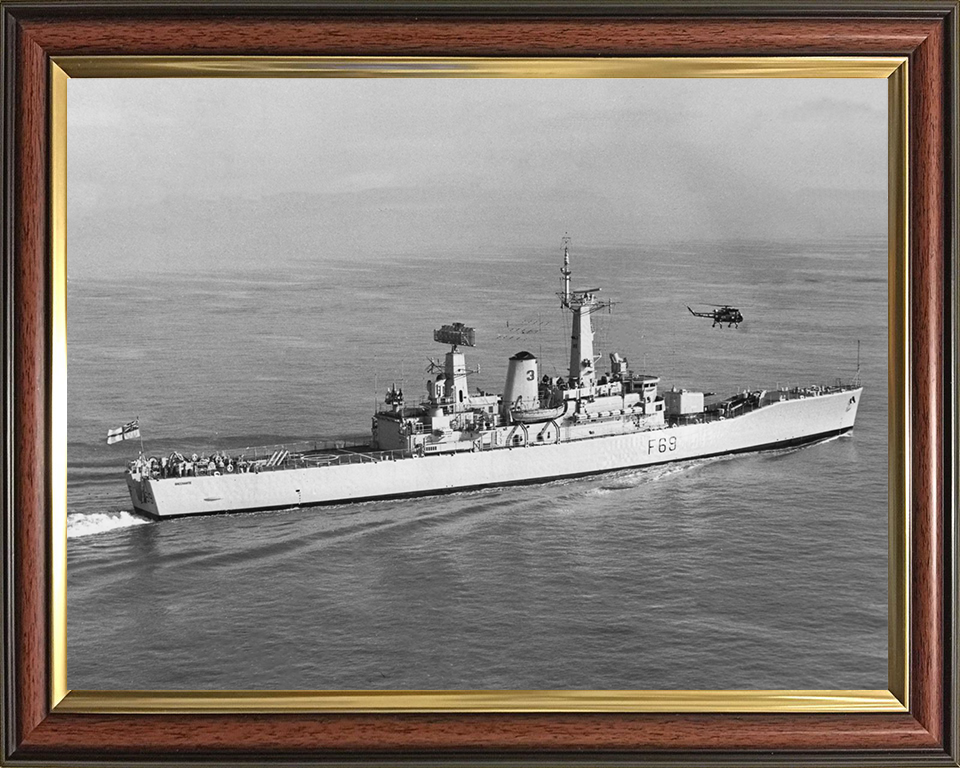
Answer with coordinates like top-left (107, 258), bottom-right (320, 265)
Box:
top-left (131, 382), bottom-right (861, 480)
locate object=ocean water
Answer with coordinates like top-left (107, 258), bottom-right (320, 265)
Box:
top-left (66, 237), bottom-right (887, 690)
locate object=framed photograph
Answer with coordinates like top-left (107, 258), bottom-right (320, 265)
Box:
top-left (2, 2), bottom-right (957, 766)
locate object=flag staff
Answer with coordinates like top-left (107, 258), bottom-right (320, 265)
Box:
top-left (138, 414), bottom-right (144, 456)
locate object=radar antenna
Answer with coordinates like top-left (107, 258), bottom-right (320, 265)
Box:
top-left (428, 323), bottom-right (480, 376)
top-left (557, 237), bottom-right (616, 316)
top-left (433, 322), bottom-right (476, 348)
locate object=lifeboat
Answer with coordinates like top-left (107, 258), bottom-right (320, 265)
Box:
top-left (509, 404), bottom-right (565, 424)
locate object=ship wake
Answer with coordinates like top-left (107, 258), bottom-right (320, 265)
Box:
top-left (589, 459), bottom-right (717, 494)
top-left (67, 511), bottom-right (150, 539)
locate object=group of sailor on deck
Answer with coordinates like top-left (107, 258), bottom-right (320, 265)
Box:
top-left (137, 451), bottom-right (257, 480)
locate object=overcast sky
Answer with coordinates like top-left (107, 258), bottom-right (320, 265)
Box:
top-left (67, 77), bottom-right (886, 274)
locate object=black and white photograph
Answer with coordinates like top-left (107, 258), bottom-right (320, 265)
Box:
top-left (66, 76), bottom-right (888, 691)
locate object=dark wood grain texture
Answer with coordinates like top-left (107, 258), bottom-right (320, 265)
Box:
top-left (11, 10), bottom-right (49, 751)
top-left (11, 16), bottom-right (946, 56)
top-left (908, 16), bottom-right (946, 747)
top-left (2, 4), bottom-right (956, 765)
top-left (13, 712), bottom-right (945, 755)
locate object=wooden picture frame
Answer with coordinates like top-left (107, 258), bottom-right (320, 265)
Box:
top-left (2, 2), bottom-right (957, 765)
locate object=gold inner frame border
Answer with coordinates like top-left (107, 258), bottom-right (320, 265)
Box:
top-left (48, 55), bottom-right (910, 715)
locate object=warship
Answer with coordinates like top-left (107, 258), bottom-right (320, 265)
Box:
top-left (125, 241), bottom-right (863, 519)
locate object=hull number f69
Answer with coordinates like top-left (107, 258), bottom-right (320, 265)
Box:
top-left (648, 436), bottom-right (678, 454)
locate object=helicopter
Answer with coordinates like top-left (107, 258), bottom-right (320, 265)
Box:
top-left (687, 304), bottom-right (744, 328)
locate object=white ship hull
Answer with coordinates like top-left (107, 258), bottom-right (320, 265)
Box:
top-left (127, 387), bottom-right (862, 519)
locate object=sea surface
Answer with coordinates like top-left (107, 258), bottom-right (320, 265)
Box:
top-left (67, 238), bottom-right (888, 690)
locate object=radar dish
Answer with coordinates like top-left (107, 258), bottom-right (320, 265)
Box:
top-left (433, 322), bottom-right (476, 347)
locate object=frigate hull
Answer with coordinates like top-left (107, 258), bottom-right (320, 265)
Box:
top-left (127, 387), bottom-right (861, 519)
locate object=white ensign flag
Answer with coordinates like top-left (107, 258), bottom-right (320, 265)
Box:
top-left (106, 419), bottom-right (140, 445)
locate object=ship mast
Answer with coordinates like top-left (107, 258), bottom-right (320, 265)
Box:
top-left (853, 339), bottom-right (862, 387)
top-left (558, 237), bottom-right (612, 389)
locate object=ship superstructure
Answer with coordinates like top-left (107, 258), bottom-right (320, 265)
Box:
top-left (125, 241), bottom-right (863, 518)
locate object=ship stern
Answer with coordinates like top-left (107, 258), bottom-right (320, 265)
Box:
top-left (125, 472), bottom-right (160, 518)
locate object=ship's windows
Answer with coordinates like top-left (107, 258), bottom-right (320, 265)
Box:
top-left (459, 391), bottom-right (464, 403)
